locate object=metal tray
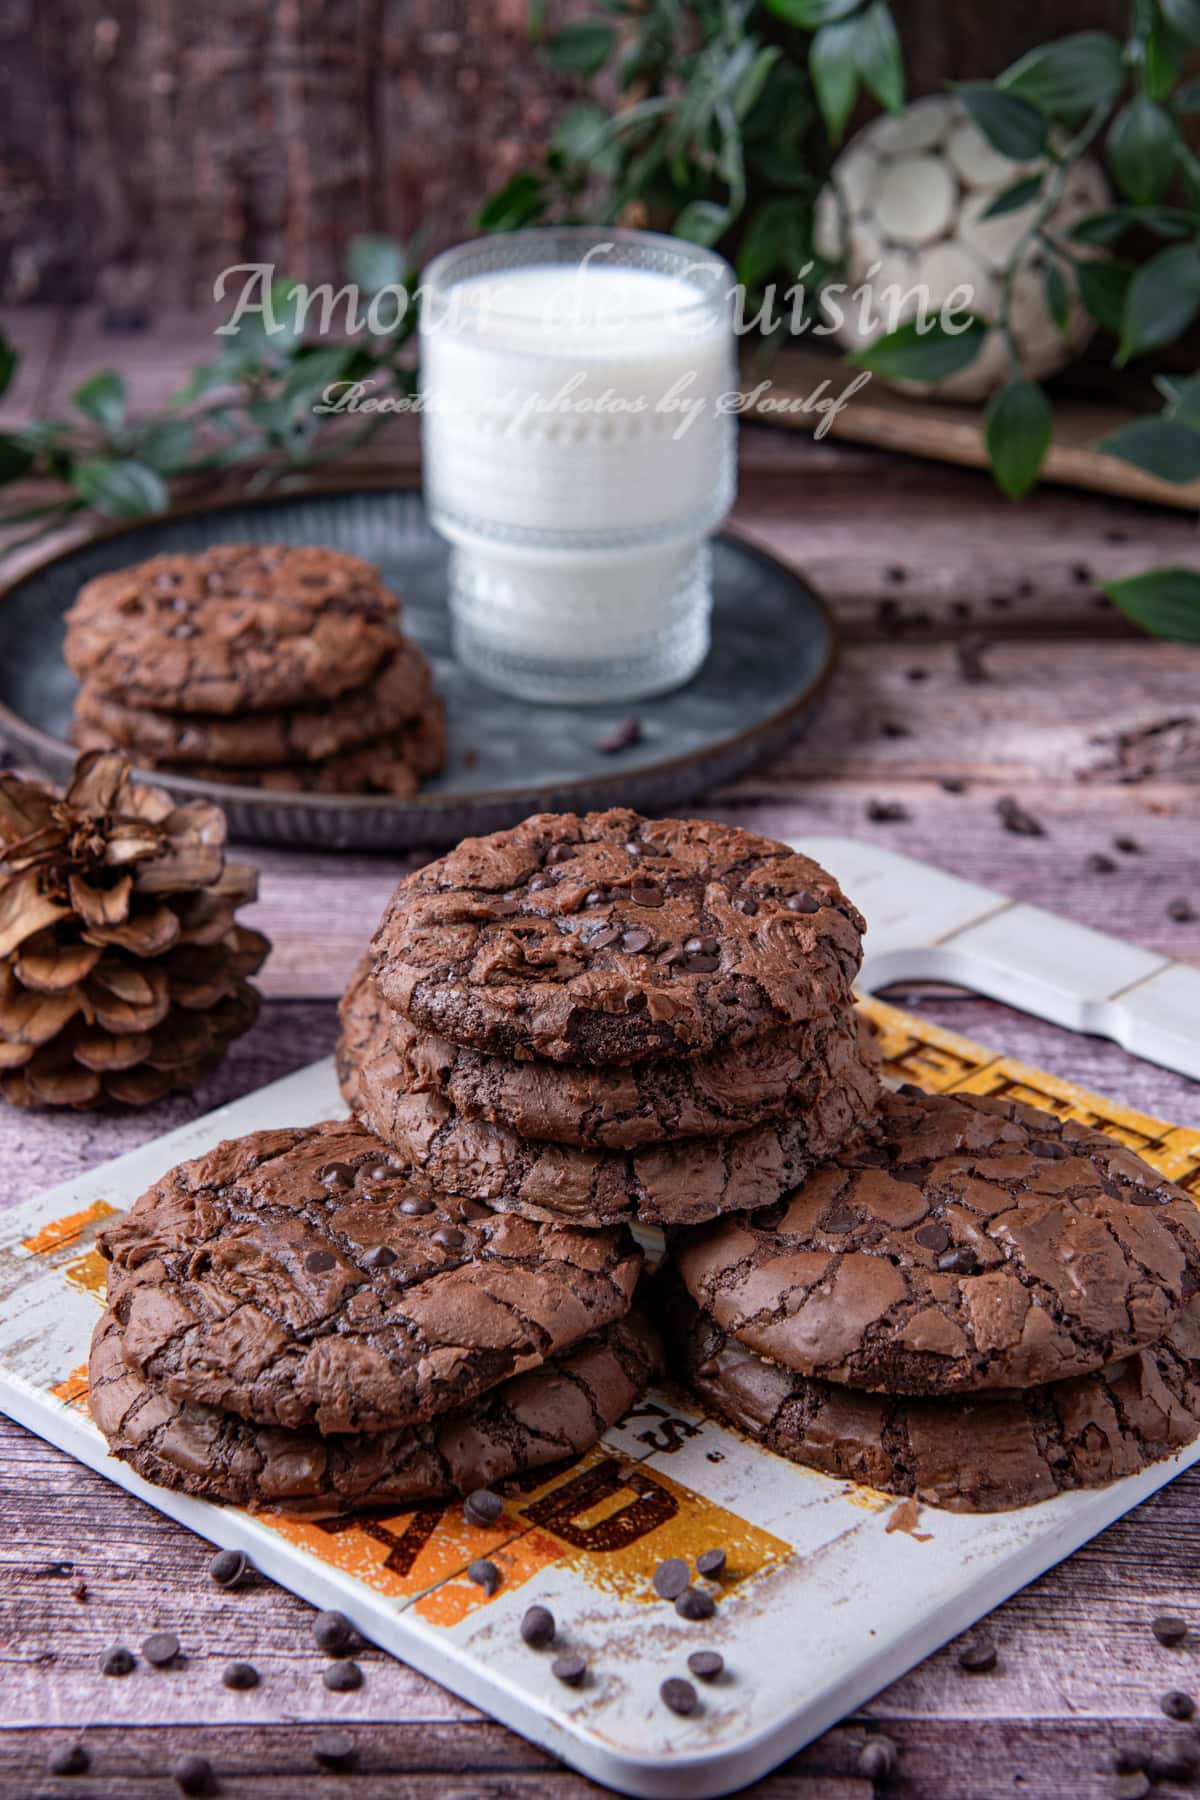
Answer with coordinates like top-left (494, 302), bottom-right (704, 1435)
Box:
top-left (0, 486), bottom-right (835, 849)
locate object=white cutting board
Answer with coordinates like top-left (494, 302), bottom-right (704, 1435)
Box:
top-left (1, 837), bottom-right (1198, 1800)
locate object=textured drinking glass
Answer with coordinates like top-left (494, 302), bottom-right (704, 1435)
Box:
top-left (420, 228), bottom-right (737, 704)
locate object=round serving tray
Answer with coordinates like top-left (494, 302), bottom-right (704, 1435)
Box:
top-left (0, 484), bottom-right (836, 850)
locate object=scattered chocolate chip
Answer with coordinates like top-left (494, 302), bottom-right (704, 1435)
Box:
top-left (1113, 1746), bottom-right (1150, 1775)
top-left (312, 1610), bottom-right (356, 1656)
top-left (1071, 562), bottom-right (1092, 584)
top-left (464, 1488), bottom-right (504, 1528)
top-left (696, 1549), bottom-right (726, 1581)
top-left (71, 1578), bottom-right (88, 1602)
top-left (958, 1635), bottom-right (997, 1673)
top-left (432, 1226), bottom-right (465, 1250)
top-left (521, 1605), bottom-right (556, 1649)
top-left (172, 1753), bottom-right (213, 1795)
top-left (585, 923), bottom-right (621, 949)
top-left (858, 1735), bottom-right (899, 1781)
top-left (881, 720), bottom-right (911, 739)
top-left (1150, 1746), bottom-right (1198, 1783)
top-left (362, 1244), bottom-right (397, 1270)
top-left (951, 600), bottom-right (972, 619)
top-left (546, 844), bottom-right (575, 864)
top-left (897, 1082), bottom-right (924, 1096)
top-left (915, 1222), bottom-right (951, 1253)
top-left (398, 1194), bottom-right (434, 1216)
top-left (583, 888), bottom-right (609, 907)
top-left (682, 952), bottom-right (720, 973)
top-left (222, 1660), bottom-right (259, 1690)
top-left (653, 1558), bottom-right (690, 1601)
top-left (1161, 1689), bottom-right (1195, 1720)
top-left (100, 1646), bottom-right (136, 1677)
top-left (937, 1246), bottom-right (978, 1276)
top-left (688, 1650), bottom-right (724, 1682)
top-left (732, 896), bottom-right (759, 915)
top-left (552, 1651), bottom-right (588, 1686)
top-left (867, 801), bottom-right (911, 824)
top-left (142, 1631), bottom-right (181, 1667)
top-left (1114, 836), bottom-right (1141, 854)
top-left (1087, 853), bottom-right (1117, 874)
top-left (323, 1660), bottom-right (363, 1692)
top-left (1152, 1614), bottom-right (1188, 1646)
top-left (675, 1587), bottom-right (716, 1621)
top-left (365, 1161), bottom-right (397, 1182)
top-left (468, 1558), bottom-right (502, 1596)
top-left (906, 667), bottom-right (928, 682)
top-left (786, 892), bottom-right (821, 913)
top-left (528, 874), bottom-right (551, 892)
top-left (997, 795), bottom-right (1045, 837)
top-left (1168, 897), bottom-right (1196, 923)
top-left (661, 1676), bottom-right (699, 1716)
top-left (314, 1731), bottom-right (357, 1771)
top-left (47, 1742), bottom-right (89, 1776)
top-left (955, 633), bottom-right (990, 683)
top-left (822, 1204), bottom-right (858, 1235)
top-left (620, 928), bottom-right (653, 953)
top-left (885, 565), bottom-right (907, 584)
top-left (877, 597), bottom-right (902, 633)
top-left (595, 717), bottom-right (642, 754)
top-left (208, 1548), bottom-right (249, 1589)
top-left (631, 882), bottom-right (664, 908)
top-left (939, 776), bottom-right (966, 794)
top-left (318, 1162), bottom-right (354, 1190)
top-left (305, 1249), bottom-right (337, 1274)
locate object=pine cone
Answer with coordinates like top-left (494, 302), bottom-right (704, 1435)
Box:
top-left (0, 750), bottom-right (269, 1109)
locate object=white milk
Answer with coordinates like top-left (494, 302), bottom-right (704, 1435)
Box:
top-left (420, 242), bottom-right (737, 701)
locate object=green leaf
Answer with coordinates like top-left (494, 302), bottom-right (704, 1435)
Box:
top-left (998, 31), bottom-right (1125, 116)
top-left (1096, 417), bottom-right (1200, 482)
top-left (70, 458), bottom-right (169, 519)
top-left (280, 344), bottom-right (357, 411)
top-left (1176, 74), bottom-right (1200, 111)
top-left (985, 378), bottom-right (1052, 499)
top-left (132, 419), bottom-right (194, 474)
top-left (853, 2), bottom-right (904, 113)
top-left (0, 333), bottom-right (17, 402)
top-left (551, 103), bottom-right (620, 179)
top-left (764, 0), bottom-right (860, 23)
top-left (1156, 371), bottom-right (1200, 427)
top-left (953, 83), bottom-right (1047, 160)
top-left (1107, 97), bottom-right (1178, 206)
top-left (673, 200), bottom-right (731, 247)
top-left (1067, 207), bottom-right (1134, 246)
top-left (1043, 259), bottom-right (1071, 334)
top-left (71, 371), bottom-right (126, 434)
top-left (1102, 566), bottom-right (1200, 640)
top-left (1143, 25), bottom-right (1184, 102)
top-left (0, 432), bottom-right (34, 485)
top-left (1077, 258), bottom-right (1134, 332)
top-left (476, 171), bottom-right (548, 233)
top-left (733, 46), bottom-right (781, 122)
top-left (737, 197), bottom-right (810, 287)
top-left (847, 315), bottom-right (988, 382)
top-left (545, 19), bottom-right (615, 73)
top-left (345, 234), bottom-right (406, 295)
top-left (1117, 242), bottom-right (1200, 362)
top-left (222, 277), bottom-right (308, 364)
top-left (809, 19), bottom-right (859, 142)
top-left (1160, 0), bottom-right (1200, 46)
top-left (981, 174), bottom-right (1043, 219)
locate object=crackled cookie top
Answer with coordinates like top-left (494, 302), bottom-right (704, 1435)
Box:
top-left (370, 810), bottom-right (865, 1066)
top-left (73, 638), bottom-right (435, 767)
top-left (670, 1282), bottom-right (1200, 1514)
top-left (65, 544), bottom-right (404, 714)
top-left (100, 1121), bottom-right (642, 1435)
top-left (89, 1304), bottom-right (660, 1512)
top-left (338, 962), bottom-right (880, 1227)
top-left (674, 1087), bottom-right (1200, 1394)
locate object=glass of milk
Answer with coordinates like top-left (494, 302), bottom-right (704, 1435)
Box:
top-left (419, 228), bottom-right (737, 704)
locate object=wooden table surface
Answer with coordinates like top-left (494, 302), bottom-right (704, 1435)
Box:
top-left (1, 311), bottom-right (1199, 1800)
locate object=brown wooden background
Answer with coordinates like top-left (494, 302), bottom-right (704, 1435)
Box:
top-left (0, 0), bottom-right (1127, 307)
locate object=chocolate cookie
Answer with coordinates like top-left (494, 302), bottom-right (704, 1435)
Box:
top-left (674, 1087), bottom-right (1200, 1395)
top-left (72, 639), bottom-right (435, 767)
top-left (669, 1281), bottom-right (1200, 1513)
top-left (65, 545), bottom-right (403, 715)
top-left (168, 709), bottom-right (446, 795)
top-left (100, 1121), bottom-right (642, 1434)
top-left (338, 968), bottom-right (880, 1226)
top-left (342, 958), bottom-right (868, 1151)
top-left (90, 1304), bottom-right (660, 1511)
top-left (370, 810), bottom-right (865, 1066)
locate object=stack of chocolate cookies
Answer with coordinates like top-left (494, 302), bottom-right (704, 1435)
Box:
top-left (667, 1085), bottom-right (1200, 1512)
top-left (90, 1120), bottom-right (659, 1510)
top-left (66, 544), bottom-right (445, 796)
top-left (336, 810), bottom-right (882, 1230)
